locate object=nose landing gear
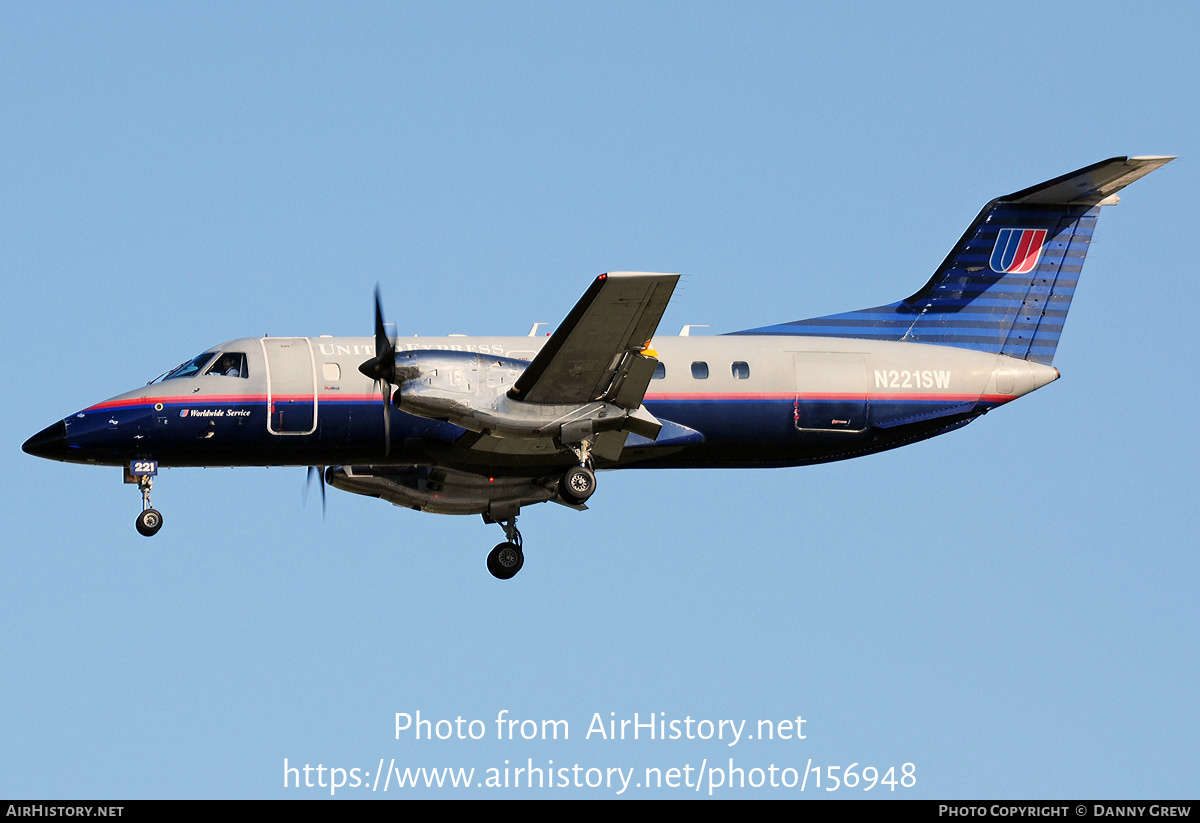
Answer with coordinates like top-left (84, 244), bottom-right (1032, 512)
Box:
top-left (125, 461), bottom-right (163, 537)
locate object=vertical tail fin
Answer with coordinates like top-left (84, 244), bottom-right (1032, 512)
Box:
top-left (734, 156), bottom-right (1174, 364)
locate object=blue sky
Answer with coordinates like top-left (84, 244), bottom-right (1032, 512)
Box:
top-left (3, 2), bottom-right (1196, 798)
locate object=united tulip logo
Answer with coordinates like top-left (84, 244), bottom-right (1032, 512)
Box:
top-left (990, 228), bottom-right (1047, 274)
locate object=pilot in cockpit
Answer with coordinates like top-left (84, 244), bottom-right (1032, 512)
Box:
top-left (212, 354), bottom-right (245, 378)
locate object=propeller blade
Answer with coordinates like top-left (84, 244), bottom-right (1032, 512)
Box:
top-left (358, 284), bottom-right (397, 385)
top-left (357, 284), bottom-right (398, 457)
top-left (304, 465), bottom-right (327, 518)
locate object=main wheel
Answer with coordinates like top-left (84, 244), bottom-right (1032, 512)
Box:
top-left (487, 542), bottom-right (524, 580)
top-left (135, 508), bottom-right (163, 537)
top-left (559, 465), bottom-right (596, 504)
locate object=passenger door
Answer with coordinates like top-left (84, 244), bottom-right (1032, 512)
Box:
top-left (260, 338), bottom-right (318, 435)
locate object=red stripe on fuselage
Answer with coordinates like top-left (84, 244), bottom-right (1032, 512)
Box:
top-left (646, 392), bottom-right (1013, 403)
top-left (84, 391), bottom-right (1016, 414)
top-left (85, 393), bottom-right (383, 412)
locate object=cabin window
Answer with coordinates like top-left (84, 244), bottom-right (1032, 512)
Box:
top-left (652, 362), bottom-right (666, 380)
top-left (322, 363), bottom-right (341, 382)
top-left (732, 361), bottom-right (750, 379)
top-left (691, 361), bottom-right (709, 379)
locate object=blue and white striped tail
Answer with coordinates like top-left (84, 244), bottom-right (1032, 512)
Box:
top-left (733, 156), bottom-right (1173, 365)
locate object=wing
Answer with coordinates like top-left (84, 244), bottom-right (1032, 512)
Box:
top-left (508, 272), bottom-right (679, 407)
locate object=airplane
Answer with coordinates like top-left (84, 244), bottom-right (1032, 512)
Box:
top-left (23, 156), bottom-right (1173, 579)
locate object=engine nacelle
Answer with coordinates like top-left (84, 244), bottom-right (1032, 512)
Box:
top-left (327, 465), bottom-right (556, 516)
top-left (392, 350), bottom-right (659, 442)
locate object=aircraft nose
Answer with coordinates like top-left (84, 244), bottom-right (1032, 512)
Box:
top-left (22, 420), bottom-right (68, 460)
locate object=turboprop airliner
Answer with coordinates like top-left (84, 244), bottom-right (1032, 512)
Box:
top-left (23, 156), bottom-right (1173, 578)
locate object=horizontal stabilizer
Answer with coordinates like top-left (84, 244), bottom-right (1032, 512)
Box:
top-left (1005, 156), bottom-right (1175, 205)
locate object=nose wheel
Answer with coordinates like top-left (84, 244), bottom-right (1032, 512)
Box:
top-left (136, 507), bottom-right (163, 537)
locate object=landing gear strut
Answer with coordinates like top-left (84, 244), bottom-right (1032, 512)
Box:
top-left (485, 517), bottom-right (524, 580)
top-left (133, 475), bottom-right (163, 537)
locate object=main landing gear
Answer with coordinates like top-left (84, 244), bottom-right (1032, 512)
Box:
top-left (559, 465), bottom-right (596, 505)
top-left (558, 439), bottom-right (597, 506)
top-left (481, 444), bottom-right (599, 580)
top-left (486, 518), bottom-right (524, 580)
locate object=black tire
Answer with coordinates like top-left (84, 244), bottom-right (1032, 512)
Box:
top-left (136, 508), bottom-right (163, 537)
top-left (560, 465), bottom-right (596, 504)
top-left (486, 542), bottom-right (524, 580)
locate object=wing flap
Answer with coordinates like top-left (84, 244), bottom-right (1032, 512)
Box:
top-left (607, 351), bottom-right (659, 409)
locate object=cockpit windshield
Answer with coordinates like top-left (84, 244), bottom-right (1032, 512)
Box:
top-left (154, 353), bottom-right (217, 383)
